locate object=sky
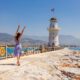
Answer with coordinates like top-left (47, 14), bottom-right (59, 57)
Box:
top-left (0, 0), bottom-right (80, 38)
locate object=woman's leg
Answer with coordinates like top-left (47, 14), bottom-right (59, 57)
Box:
top-left (17, 54), bottom-right (20, 66)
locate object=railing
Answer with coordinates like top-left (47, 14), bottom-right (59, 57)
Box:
top-left (0, 45), bottom-right (63, 59)
top-left (0, 45), bottom-right (41, 59)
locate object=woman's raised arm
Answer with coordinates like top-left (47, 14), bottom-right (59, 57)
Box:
top-left (16, 25), bottom-right (20, 34)
top-left (21, 26), bottom-right (26, 36)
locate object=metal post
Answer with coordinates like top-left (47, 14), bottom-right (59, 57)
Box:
top-left (5, 44), bottom-right (7, 59)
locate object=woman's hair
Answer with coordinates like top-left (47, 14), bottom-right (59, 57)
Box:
top-left (15, 32), bottom-right (21, 41)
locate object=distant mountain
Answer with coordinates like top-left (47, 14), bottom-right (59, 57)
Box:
top-left (25, 35), bottom-right (80, 46)
top-left (0, 33), bottom-right (13, 42)
top-left (0, 33), bottom-right (80, 46)
top-left (0, 33), bottom-right (14, 45)
top-left (0, 33), bottom-right (46, 46)
top-left (59, 35), bottom-right (80, 46)
top-left (24, 35), bottom-right (48, 42)
top-left (22, 37), bottom-right (46, 46)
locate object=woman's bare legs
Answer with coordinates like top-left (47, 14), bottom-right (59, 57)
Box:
top-left (17, 54), bottom-right (20, 66)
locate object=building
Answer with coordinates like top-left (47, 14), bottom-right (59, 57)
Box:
top-left (48, 17), bottom-right (60, 47)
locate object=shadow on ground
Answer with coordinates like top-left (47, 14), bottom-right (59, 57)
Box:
top-left (0, 63), bottom-right (16, 66)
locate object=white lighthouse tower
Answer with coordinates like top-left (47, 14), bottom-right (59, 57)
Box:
top-left (48, 16), bottom-right (60, 47)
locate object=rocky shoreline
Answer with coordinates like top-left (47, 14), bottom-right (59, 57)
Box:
top-left (0, 48), bottom-right (80, 80)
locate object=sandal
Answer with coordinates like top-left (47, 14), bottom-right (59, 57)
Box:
top-left (17, 61), bottom-right (20, 66)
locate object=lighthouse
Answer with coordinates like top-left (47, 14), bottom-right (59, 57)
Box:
top-left (48, 17), bottom-right (60, 47)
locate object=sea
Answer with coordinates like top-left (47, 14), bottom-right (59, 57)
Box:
top-left (69, 47), bottom-right (80, 51)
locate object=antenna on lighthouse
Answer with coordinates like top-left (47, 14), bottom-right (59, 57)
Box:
top-left (51, 8), bottom-right (55, 17)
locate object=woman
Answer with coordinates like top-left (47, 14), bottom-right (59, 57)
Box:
top-left (14, 25), bottom-right (26, 66)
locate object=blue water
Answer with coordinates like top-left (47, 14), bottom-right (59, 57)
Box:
top-left (7, 47), bottom-right (14, 54)
top-left (69, 47), bottom-right (80, 51)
